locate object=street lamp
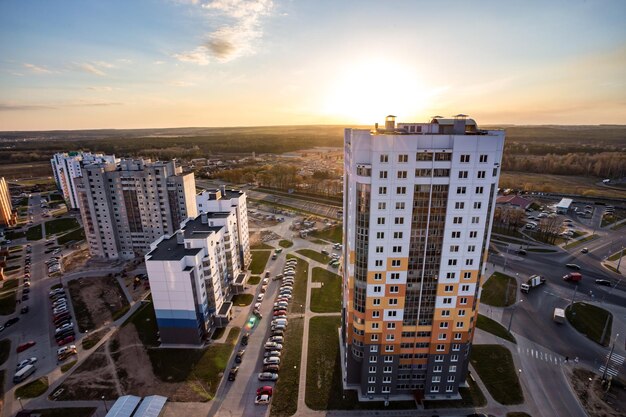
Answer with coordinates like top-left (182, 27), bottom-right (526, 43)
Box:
top-left (507, 300), bottom-right (523, 333)
top-left (17, 397), bottom-right (24, 411)
top-left (102, 396), bottom-right (108, 412)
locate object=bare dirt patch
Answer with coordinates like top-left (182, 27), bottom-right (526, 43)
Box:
top-left (55, 343), bottom-right (118, 400)
top-left (61, 248), bottom-right (90, 273)
top-left (68, 277), bottom-right (129, 332)
top-left (569, 367), bottom-right (626, 417)
top-left (122, 275), bottom-right (150, 303)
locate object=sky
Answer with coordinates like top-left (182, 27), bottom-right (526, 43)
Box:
top-left (0, 0), bottom-right (625, 130)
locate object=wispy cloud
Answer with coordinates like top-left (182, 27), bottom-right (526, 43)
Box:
top-left (171, 81), bottom-right (195, 87)
top-left (87, 86), bottom-right (114, 92)
top-left (23, 63), bottom-right (52, 74)
top-left (0, 101), bottom-right (123, 111)
top-left (174, 0), bottom-right (274, 65)
top-left (73, 61), bottom-right (115, 76)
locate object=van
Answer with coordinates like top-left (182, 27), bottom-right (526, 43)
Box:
top-left (13, 364), bottom-right (36, 383)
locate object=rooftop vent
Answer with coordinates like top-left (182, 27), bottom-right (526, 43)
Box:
top-left (385, 115), bottom-right (396, 131)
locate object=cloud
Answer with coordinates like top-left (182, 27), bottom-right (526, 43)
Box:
top-left (0, 103), bottom-right (55, 111)
top-left (171, 81), bottom-right (195, 87)
top-left (153, 60), bottom-right (166, 65)
top-left (87, 86), bottom-right (114, 92)
top-left (74, 62), bottom-right (107, 76)
top-left (0, 101), bottom-right (123, 111)
top-left (23, 63), bottom-right (52, 74)
top-left (174, 0), bottom-right (274, 65)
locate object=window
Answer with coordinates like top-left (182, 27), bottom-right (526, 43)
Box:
top-left (376, 231), bottom-right (385, 239)
top-left (384, 365), bottom-right (392, 373)
top-left (416, 168), bottom-right (432, 177)
top-left (395, 202), bottom-right (405, 210)
top-left (390, 285), bottom-right (399, 293)
top-left (458, 170), bottom-right (468, 179)
top-left (453, 217), bottom-right (463, 224)
top-left (379, 170), bottom-right (388, 179)
top-left (469, 231), bottom-right (478, 238)
top-left (433, 365), bottom-right (443, 373)
top-left (435, 152), bottom-right (451, 161)
top-left (386, 334), bottom-right (395, 341)
top-left (373, 285), bottom-right (382, 293)
top-left (373, 299), bottom-right (381, 305)
top-left (387, 322), bottom-right (396, 330)
top-left (460, 154), bottom-right (470, 163)
top-left (461, 284), bottom-right (470, 291)
top-left (451, 231), bottom-right (461, 239)
top-left (380, 154), bottom-right (389, 163)
top-left (369, 355), bottom-right (377, 363)
top-left (374, 272), bottom-right (382, 280)
top-left (397, 170), bottom-right (407, 179)
top-left (369, 366), bottom-right (376, 373)
top-left (377, 217), bottom-right (385, 225)
top-left (443, 297), bottom-right (452, 305)
top-left (456, 322), bottom-right (465, 328)
top-left (394, 217), bottom-right (404, 224)
top-left (451, 355), bottom-right (459, 362)
top-left (454, 332), bottom-right (462, 340)
top-left (370, 345), bottom-right (378, 353)
top-left (393, 231), bottom-right (403, 239)
top-left (448, 259), bottom-right (457, 266)
top-left (390, 272), bottom-right (400, 280)
top-left (460, 297), bottom-right (468, 305)
top-left (431, 386), bottom-right (440, 393)
top-left (473, 202), bottom-right (482, 209)
top-left (446, 272), bottom-right (456, 279)
top-left (398, 154), bottom-right (408, 163)
top-left (417, 152), bottom-right (433, 161)
top-left (452, 344), bottom-right (460, 351)
top-left (449, 365), bottom-right (457, 372)
top-left (434, 168), bottom-right (450, 177)
top-left (446, 385), bottom-right (454, 393)
top-left (435, 355), bottom-right (444, 362)
top-left (442, 310), bottom-right (450, 317)
top-left (436, 344), bottom-right (445, 351)
top-left (432, 376), bottom-right (441, 383)
top-left (382, 386), bottom-right (391, 393)
top-left (465, 259), bottom-right (474, 266)
top-left (444, 285), bottom-right (454, 292)
top-left (385, 345), bottom-right (394, 352)
top-left (463, 272), bottom-right (472, 279)
top-left (396, 186), bottom-right (406, 195)
top-left (372, 310), bottom-right (380, 318)
top-left (368, 376), bottom-right (376, 383)
top-left (376, 246), bottom-right (384, 253)
top-left (450, 245), bottom-right (459, 252)
top-left (379, 186), bottom-right (387, 195)
top-left (440, 322), bottom-right (449, 329)
top-left (454, 202), bottom-right (465, 209)
top-left (475, 186), bottom-right (484, 194)
top-left (389, 298), bottom-right (398, 305)
top-left (477, 170), bottom-right (486, 179)
top-left (378, 202), bottom-right (386, 210)
top-left (456, 186), bottom-right (466, 194)
top-left (372, 322), bottom-right (380, 329)
top-left (438, 333), bottom-right (447, 340)
top-left (471, 216), bottom-right (480, 224)
top-left (391, 259), bottom-right (401, 267)
top-left (392, 246), bottom-right (402, 253)
top-left (367, 386), bottom-right (376, 393)
top-left (375, 260), bottom-right (383, 266)
top-left (387, 311), bottom-right (397, 317)
top-left (493, 167), bottom-right (498, 176)
top-left (371, 334), bottom-right (379, 341)
top-left (479, 154), bottom-right (488, 163)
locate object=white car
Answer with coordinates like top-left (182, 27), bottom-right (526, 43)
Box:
top-left (16, 357), bottom-right (37, 371)
top-left (262, 357), bottom-right (281, 366)
top-left (57, 345), bottom-right (77, 355)
top-left (269, 336), bottom-right (284, 343)
top-left (254, 302), bottom-right (262, 310)
top-left (55, 323), bottom-right (73, 333)
top-left (264, 342), bottom-right (283, 350)
top-left (257, 293), bottom-right (265, 302)
top-left (255, 394), bottom-right (271, 405)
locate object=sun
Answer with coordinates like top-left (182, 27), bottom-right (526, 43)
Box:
top-left (323, 60), bottom-right (430, 124)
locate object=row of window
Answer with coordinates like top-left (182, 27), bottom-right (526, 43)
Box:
top-left (379, 153), bottom-right (489, 164)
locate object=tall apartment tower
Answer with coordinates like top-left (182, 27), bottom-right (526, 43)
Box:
top-left (196, 186), bottom-right (252, 269)
top-left (0, 178), bottom-right (17, 227)
top-left (51, 152), bottom-right (118, 209)
top-left (75, 159), bottom-right (198, 260)
top-left (342, 115), bottom-right (504, 402)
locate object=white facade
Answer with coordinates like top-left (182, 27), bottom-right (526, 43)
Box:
top-left (51, 152), bottom-right (117, 209)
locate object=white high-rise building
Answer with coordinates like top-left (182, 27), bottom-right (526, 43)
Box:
top-left (145, 212), bottom-right (245, 345)
top-left (197, 186), bottom-right (251, 269)
top-left (342, 115), bottom-right (504, 401)
top-left (75, 159), bottom-right (197, 260)
top-left (51, 152), bottom-right (118, 209)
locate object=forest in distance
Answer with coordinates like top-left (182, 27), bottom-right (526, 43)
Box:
top-left (1, 124), bottom-right (625, 181)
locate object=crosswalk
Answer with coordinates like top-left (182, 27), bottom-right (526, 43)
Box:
top-left (599, 352), bottom-right (625, 378)
top-left (517, 346), bottom-right (566, 365)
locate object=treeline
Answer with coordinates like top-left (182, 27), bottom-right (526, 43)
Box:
top-left (501, 152), bottom-right (626, 178)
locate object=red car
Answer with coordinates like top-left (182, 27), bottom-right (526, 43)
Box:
top-left (273, 310), bottom-right (287, 317)
top-left (57, 335), bottom-right (75, 346)
top-left (256, 386), bottom-right (273, 396)
top-left (17, 341), bottom-right (36, 353)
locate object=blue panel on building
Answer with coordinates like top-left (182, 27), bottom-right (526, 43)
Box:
top-left (155, 309), bottom-right (197, 320)
top-left (156, 318), bottom-right (198, 329)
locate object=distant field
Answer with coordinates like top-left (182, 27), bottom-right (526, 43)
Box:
top-left (500, 172), bottom-right (626, 199)
top-left (0, 161), bottom-right (53, 179)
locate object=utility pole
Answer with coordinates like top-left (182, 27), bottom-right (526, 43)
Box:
top-left (507, 300), bottom-right (522, 333)
top-left (503, 244), bottom-right (510, 272)
top-left (617, 247), bottom-right (624, 273)
top-left (602, 333), bottom-right (620, 381)
top-left (571, 285), bottom-right (578, 305)
top-left (600, 314), bottom-right (611, 346)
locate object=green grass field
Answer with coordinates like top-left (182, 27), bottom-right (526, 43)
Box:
top-left (251, 242), bottom-right (274, 250)
top-left (0, 279), bottom-right (18, 315)
top-left (248, 275), bottom-right (261, 285)
top-left (57, 227), bottom-right (85, 244)
top-left (0, 339), bottom-right (10, 366)
top-left (269, 317), bottom-right (304, 417)
top-left (15, 377), bottom-right (49, 398)
top-left (470, 345), bottom-right (523, 405)
top-left (286, 254), bottom-right (309, 315)
top-left (476, 314), bottom-right (516, 344)
top-left (45, 218), bottom-right (80, 237)
top-left (278, 239), bottom-right (293, 248)
top-left (424, 376), bottom-right (487, 409)
top-left (310, 267), bottom-right (342, 313)
top-left (250, 250), bottom-right (271, 274)
top-left (296, 248), bottom-right (331, 264)
top-left (566, 302), bottom-right (612, 346)
top-left (481, 272), bottom-right (517, 307)
top-left (310, 226), bottom-right (343, 244)
top-left (26, 224), bottom-right (42, 240)
top-left (231, 293), bottom-right (253, 306)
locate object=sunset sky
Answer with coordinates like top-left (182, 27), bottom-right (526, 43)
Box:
top-left (1, 0), bottom-right (624, 130)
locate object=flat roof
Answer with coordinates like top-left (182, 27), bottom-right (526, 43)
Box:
top-left (218, 301), bottom-right (233, 316)
top-left (146, 234), bottom-right (201, 261)
top-left (182, 216), bottom-right (223, 239)
top-left (556, 198), bottom-right (573, 208)
top-left (133, 395), bottom-right (167, 417)
top-left (105, 395), bottom-right (141, 417)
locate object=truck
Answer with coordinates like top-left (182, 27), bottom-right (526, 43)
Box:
top-left (553, 308), bottom-right (566, 324)
top-left (563, 272), bottom-right (582, 282)
top-left (520, 275), bottom-right (546, 293)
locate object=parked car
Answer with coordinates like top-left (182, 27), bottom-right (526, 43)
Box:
top-left (264, 350), bottom-right (281, 358)
top-left (228, 366), bottom-right (239, 381)
top-left (16, 341), bottom-right (36, 353)
top-left (581, 248), bottom-right (589, 254)
top-left (258, 371), bottom-right (279, 380)
top-left (16, 357), bottom-right (37, 371)
top-left (269, 336), bottom-right (284, 343)
top-left (57, 335), bottom-right (76, 346)
top-left (255, 394), bottom-right (271, 405)
top-left (264, 342), bottom-right (283, 350)
top-left (20, 306), bottom-right (29, 314)
top-left (5, 317), bottom-right (20, 327)
top-left (55, 322), bottom-right (74, 333)
top-left (263, 364), bottom-right (280, 372)
top-left (257, 386), bottom-right (273, 396)
top-left (241, 332), bottom-right (250, 346)
top-left (595, 279), bottom-right (612, 286)
top-left (257, 293), bottom-right (265, 302)
top-left (235, 349), bottom-right (246, 363)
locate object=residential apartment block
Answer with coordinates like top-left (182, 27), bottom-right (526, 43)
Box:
top-left (145, 212), bottom-right (247, 345)
top-left (75, 159), bottom-right (197, 260)
top-left (342, 115), bottom-right (504, 402)
top-left (197, 186), bottom-right (252, 269)
top-left (51, 152), bottom-right (118, 209)
top-left (0, 177), bottom-right (16, 228)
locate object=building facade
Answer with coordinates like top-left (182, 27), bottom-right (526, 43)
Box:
top-left (145, 213), bottom-right (243, 345)
top-left (51, 152), bottom-right (118, 209)
top-left (75, 159), bottom-right (197, 260)
top-left (0, 178), bottom-right (16, 228)
top-left (197, 186), bottom-right (251, 269)
top-left (342, 115), bottom-right (504, 401)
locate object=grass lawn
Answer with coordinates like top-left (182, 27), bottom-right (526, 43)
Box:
top-left (0, 339), bottom-right (10, 366)
top-left (251, 242), bottom-right (273, 250)
top-left (26, 224), bottom-right (42, 241)
top-left (45, 218), bottom-right (80, 237)
top-left (424, 375), bottom-right (487, 409)
top-left (61, 360), bottom-right (77, 373)
top-left (250, 250), bottom-right (271, 274)
top-left (82, 329), bottom-right (108, 350)
top-left (211, 327), bottom-right (225, 340)
top-left (310, 267), bottom-right (342, 313)
top-left (481, 272), bottom-right (517, 307)
top-left (0, 279), bottom-right (18, 315)
top-left (278, 239), bottom-right (293, 248)
top-left (148, 327), bottom-right (240, 400)
top-left (305, 316), bottom-right (416, 411)
top-left (27, 409), bottom-right (95, 417)
top-left (310, 226), bottom-right (343, 244)
top-left (470, 345), bottom-right (523, 405)
top-left (248, 275), bottom-right (261, 285)
top-left (608, 250), bottom-right (623, 261)
top-left (286, 255), bottom-right (308, 314)
top-left (232, 293), bottom-right (253, 306)
top-left (269, 317), bottom-right (304, 417)
top-left (4, 230), bottom-right (26, 240)
top-left (566, 302), bottom-right (612, 346)
top-left (492, 225), bottom-right (525, 239)
top-left (15, 376), bottom-right (49, 398)
top-left (3, 264), bottom-right (20, 272)
top-left (296, 249), bottom-right (331, 264)
top-left (127, 301), bottom-right (159, 346)
top-left (564, 234), bottom-right (598, 249)
top-left (57, 227), bottom-right (85, 244)
top-left (477, 314), bottom-right (516, 344)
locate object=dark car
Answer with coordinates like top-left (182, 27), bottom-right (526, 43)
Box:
top-left (20, 306), bottom-right (29, 314)
top-left (57, 335), bottom-right (76, 346)
top-left (21, 294), bottom-right (29, 301)
top-left (5, 317), bottom-right (20, 327)
top-left (235, 349), bottom-right (245, 363)
top-left (55, 329), bottom-right (75, 340)
top-left (241, 332), bottom-right (250, 346)
top-left (263, 364), bottom-right (280, 373)
top-left (595, 279), bottom-right (612, 287)
top-left (228, 366), bottom-right (239, 381)
top-left (517, 249), bottom-right (527, 256)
